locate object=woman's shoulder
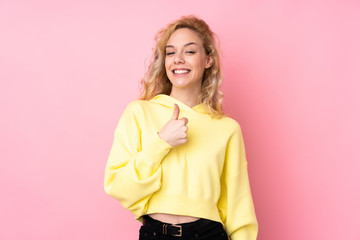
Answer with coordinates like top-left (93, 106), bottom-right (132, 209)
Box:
top-left (209, 114), bottom-right (242, 137)
top-left (219, 113), bottom-right (242, 128)
top-left (122, 99), bottom-right (150, 112)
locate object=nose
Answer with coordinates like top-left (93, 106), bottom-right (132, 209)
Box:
top-left (174, 52), bottom-right (185, 64)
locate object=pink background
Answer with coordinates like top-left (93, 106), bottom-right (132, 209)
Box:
top-left (1, 0), bottom-right (359, 239)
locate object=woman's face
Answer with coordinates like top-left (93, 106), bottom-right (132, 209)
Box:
top-left (165, 28), bottom-right (212, 91)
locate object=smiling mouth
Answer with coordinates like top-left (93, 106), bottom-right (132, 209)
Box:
top-left (173, 69), bottom-right (191, 74)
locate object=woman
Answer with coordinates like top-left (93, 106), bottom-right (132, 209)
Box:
top-left (104, 15), bottom-right (258, 240)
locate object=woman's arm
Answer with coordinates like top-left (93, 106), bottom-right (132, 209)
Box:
top-left (217, 124), bottom-right (258, 240)
top-left (104, 102), bottom-right (173, 218)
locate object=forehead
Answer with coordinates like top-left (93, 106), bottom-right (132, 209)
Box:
top-left (166, 28), bottom-right (202, 46)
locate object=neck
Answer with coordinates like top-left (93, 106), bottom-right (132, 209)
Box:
top-left (170, 89), bottom-right (201, 108)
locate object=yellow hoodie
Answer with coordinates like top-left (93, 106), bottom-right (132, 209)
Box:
top-left (104, 94), bottom-right (258, 240)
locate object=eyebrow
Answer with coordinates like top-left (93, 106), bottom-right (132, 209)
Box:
top-left (165, 42), bottom-right (198, 48)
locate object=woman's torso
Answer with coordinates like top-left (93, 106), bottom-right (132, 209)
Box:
top-left (134, 97), bottom-right (237, 224)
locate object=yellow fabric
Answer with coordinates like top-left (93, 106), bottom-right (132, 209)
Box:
top-left (104, 94), bottom-right (258, 240)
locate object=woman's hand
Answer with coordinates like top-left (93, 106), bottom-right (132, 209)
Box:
top-left (158, 104), bottom-right (188, 147)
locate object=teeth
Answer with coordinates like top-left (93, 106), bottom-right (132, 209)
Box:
top-left (174, 69), bottom-right (190, 74)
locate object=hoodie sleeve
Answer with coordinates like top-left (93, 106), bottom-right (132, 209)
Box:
top-left (217, 123), bottom-right (258, 240)
top-left (104, 102), bottom-right (173, 218)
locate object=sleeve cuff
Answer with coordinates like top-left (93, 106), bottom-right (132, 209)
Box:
top-left (135, 130), bottom-right (173, 178)
top-left (142, 131), bottom-right (173, 159)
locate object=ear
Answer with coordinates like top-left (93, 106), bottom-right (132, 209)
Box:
top-left (205, 55), bottom-right (213, 69)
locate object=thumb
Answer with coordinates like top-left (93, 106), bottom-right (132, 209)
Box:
top-left (171, 104), bottom-right (180, 120)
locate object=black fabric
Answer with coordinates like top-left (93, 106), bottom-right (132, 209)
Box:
top-left (139, 215), bottom-right (228, 240)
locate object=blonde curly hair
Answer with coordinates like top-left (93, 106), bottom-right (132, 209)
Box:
top-left (138, 15), bottom-right (225, 119)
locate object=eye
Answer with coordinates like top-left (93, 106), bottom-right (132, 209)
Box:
top-left (185, 51), bottom-right (196, 54)
top-left (166, 52), bottom-right (175, 56)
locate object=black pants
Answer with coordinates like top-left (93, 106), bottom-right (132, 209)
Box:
top-left (139, 215), bottom-right (229, 240)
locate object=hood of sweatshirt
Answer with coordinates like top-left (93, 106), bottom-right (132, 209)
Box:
top-left (149, 94), bottom-right (209, 114)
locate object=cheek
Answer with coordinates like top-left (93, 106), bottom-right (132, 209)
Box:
top-left (165, 59), bottom-right (172, 72)
top-left (192, 57), bottom-right (206, 72)
top-left (164, 59), bottom-right (171, 76)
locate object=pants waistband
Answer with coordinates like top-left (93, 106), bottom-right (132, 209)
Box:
top-left (142, 215), bottom-right (213, 238)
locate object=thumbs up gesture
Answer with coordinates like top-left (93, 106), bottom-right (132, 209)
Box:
top-left (158, 104), bottom-right (189, 147)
